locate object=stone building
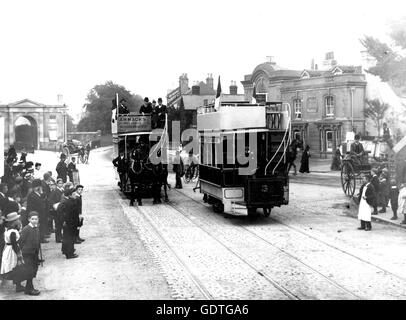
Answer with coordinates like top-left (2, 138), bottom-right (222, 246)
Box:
top-left (242, 55), bottom-right (367, 157)
top-left (0, 98), bottom-right (68, 151)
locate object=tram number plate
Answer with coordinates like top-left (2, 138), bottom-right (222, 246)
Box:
top-left (266, 112), bottom-right (283, 130)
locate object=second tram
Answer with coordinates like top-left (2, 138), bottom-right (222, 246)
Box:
top-left (197, 101), bottom-right (291, 217)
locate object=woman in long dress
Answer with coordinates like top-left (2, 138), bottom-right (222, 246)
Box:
top-left (357, 174), bottom-right (375, 231)
top-left (299, 145), bottom-right (311, 173)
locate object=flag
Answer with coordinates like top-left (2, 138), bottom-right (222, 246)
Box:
top-left (214, 76), bottom-right (222, 111)
top-left (111, 93), bottom-right (119, 123)
top-left (251, 84), bottom-right (257, 104)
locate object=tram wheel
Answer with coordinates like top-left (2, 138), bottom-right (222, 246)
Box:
top-left (263, 207), bottom-right (271, 217)
top-left (213, 202), bottom-right (224, 214)
top-left (247, 207), bottom-right (257, 217)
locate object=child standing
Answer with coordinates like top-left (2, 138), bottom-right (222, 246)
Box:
top-left (19, 211), bottom-right (41, 295)
top-left (389, 179), bottom-right (399, 220)
top-left (0, 212), bottom-right (25, 292)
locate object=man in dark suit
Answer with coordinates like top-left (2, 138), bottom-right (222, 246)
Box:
top-left (56, 153), bottom-right (68, 183)
top-left (113, 152), bottom-right (127, 191)
top-left (155, 97), bottom-right (167, 129)
top-left (75, 185), bottom-right (85, 243)
top-left (0, 183), bottom-right (9, 213)
top-left (350, 134), bottom-right (365, 167)
top-left (55, 181), bottom-right (68, 243)
top-left (370, 168), bottom-right (380, 215)
top-left (139, 97), bottom-right (153, 115)
top-left (26, 179), bottom-right (48, 243)
top-left (48, 179), bottom-right (62, 236)
top-left (60, 188), bottom-right (80, 259)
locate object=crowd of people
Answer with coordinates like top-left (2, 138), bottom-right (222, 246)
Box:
top-left (115, 96), bottom-right (168, 129)
top-left (0, 146), bottom-right (85, 296)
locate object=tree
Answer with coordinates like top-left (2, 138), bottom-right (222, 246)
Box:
top-left (77, 81), bottom-right (140, 134)
top-left (360, 17), bottom-right (406, 94)
top-left (364, 99), bottom-right (390, 137)
top-left (66, 114), bottom-right (75, 132)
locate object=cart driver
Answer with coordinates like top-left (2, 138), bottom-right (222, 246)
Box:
top-left (350, 134), bottom-right (365, 167)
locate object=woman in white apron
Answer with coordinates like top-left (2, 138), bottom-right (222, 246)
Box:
top-left (0, 212), bottom-right (25, 292)
top-left (357, 174), bottom-right (374, 231)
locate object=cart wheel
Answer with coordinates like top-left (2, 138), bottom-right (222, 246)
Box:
top-left (263, 207), bottom-right (271, 217)
top-left (341, 162), bottom-right (356, 197)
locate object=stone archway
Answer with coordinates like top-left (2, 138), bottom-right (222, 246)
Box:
top-left (14, 115), bottom-right (38, 151)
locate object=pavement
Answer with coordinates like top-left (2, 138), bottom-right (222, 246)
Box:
top-left (294, 155), bottom-right (406, 229)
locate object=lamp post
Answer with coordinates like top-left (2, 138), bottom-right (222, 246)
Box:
top-left (350, 87), bottom-right (355, 132)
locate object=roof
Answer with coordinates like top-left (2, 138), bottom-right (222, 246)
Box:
top-left (0, 98), bottom-right (65, 108)
top-left (185, 81), bottom-right (216, 95)
top-left (330, 65), bottom-right (362, 74)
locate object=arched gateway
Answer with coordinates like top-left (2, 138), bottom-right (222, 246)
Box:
top-left (0, 99), bottom-right (68, 150)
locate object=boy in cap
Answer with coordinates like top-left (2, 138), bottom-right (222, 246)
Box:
top-left (19, 211), bottom-right (41, 295)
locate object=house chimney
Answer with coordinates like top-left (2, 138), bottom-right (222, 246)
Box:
top-left (206, 73), bottom-right (213, 90)
top-left (57, 94), bottom-right (63, 104)
top-left (191, 81), bottom-right (200, 95)
top-left (229, 81), bottom-right (238, 95)
top-left (179, 73), bottom-right (189, 94)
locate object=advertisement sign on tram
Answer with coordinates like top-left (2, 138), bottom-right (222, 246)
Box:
top-left (117, 114), bottom-right (151, 133)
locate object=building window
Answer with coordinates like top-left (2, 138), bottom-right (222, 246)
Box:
top-left (203, 99), bottom-right (208, 106)
top-left (325, 96), bottom-right (334, 117)
top-left (293, 99), bottom-right (302, 119)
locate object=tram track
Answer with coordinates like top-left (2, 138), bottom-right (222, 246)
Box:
top-left (171, 188), bottom-right (406, 299)
top-left (118, 195), bottom-right (213, 300)
top-left (168, 189), bottom-right (359, 299)
top-left (164, 199), bottom-right (300, 300)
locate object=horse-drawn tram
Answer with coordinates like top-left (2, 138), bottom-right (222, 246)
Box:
top-left (196, 101), bottom-right (291, 217)
top-left (112, 109), bottom-right (169, 204)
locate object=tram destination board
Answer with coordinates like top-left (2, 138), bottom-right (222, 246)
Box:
top-left (117, 114), bottom-right (151, 133)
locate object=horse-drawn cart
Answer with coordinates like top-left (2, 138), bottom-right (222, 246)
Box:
top-left (340, 138), bottom-right (391, 197)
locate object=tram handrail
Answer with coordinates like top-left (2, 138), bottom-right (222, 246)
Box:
top-left (150, 114), bottom-right (169, 162)
top-left (264, 102), bottom-right (292, 176)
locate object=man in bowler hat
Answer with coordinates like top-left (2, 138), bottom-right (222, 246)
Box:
top-left (56, 153), bottom-right (68, 183)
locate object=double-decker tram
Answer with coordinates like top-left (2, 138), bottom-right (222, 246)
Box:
top-left (112, 105), bottom-right (169, 202)
top-left (197, 101), bottom-right (291, 217)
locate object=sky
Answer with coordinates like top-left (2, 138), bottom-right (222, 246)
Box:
top-left (0, 0), bottom-right (405, 120)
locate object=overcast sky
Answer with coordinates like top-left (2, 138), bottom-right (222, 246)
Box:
top-left (0, 0), bottom-right (404, 118)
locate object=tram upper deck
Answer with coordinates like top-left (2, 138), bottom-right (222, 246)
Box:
top-left (197, 102), bottom-right (290, 132)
